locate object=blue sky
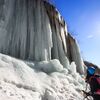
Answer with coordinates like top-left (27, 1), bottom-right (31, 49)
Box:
top-left (53, 0), bottom-right (100, 66)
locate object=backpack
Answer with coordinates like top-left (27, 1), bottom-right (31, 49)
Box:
top-left (89, 75), bottom-right (100, 95)
top-left (95, 76), bottom-right (100, 95)
top-left (96, 76), bottom-right (100, 85)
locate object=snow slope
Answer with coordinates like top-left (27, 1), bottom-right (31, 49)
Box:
top-left (0, 53), bottom-right (85, 100)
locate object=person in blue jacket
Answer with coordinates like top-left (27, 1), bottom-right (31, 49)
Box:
top-left (85, 67), bottom-right (100, 100)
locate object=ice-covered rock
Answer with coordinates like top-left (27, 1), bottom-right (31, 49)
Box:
top-left (0, 0), bottom-right (87, 99)
top-left (0, 0), bottom-right (84, 74)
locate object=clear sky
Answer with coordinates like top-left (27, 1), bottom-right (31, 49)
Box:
top-left (52, 0), bottom-right (100, 66)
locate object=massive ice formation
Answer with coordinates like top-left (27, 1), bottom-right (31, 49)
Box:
top-left (0, 0), bottom-right (84, 74)
top-left (0, 0), bottom-right (52, 61)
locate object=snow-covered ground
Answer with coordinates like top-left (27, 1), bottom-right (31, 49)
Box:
top-left (0, 53), bottom-right (86, 100)
top-left (0, 0), bottom-right (91, 99)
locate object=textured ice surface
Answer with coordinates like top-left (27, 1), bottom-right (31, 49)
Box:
top-left (0, 53), bottom-right (86, 100)
top-left (0, 0), bottom-right (84, 74)
top-left (0, 1), bottom-right (86, 99)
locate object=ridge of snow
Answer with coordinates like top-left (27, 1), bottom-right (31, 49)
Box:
top-left (0, 53), bottom-right (85, 100)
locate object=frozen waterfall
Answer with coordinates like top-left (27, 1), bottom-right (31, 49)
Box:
top-left (0, 1), bottom-right (87, 99)
top-left (0, 0), bottom-right (52, 61)
top-left (0, 0), bottom-right (84, 74)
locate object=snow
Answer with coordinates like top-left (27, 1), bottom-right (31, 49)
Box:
top-left (26, 59), bottom-right (63, 73)
top-left (0, 0), bottom-right (87, 100)
top-left (0, 53), bottom-right (86, 100)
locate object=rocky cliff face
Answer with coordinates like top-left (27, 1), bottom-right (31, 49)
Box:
top-left (0, 0), bottom-right (84, 74)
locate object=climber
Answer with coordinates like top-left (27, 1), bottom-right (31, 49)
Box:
top-left (83, 66), bottom-right (100, 100)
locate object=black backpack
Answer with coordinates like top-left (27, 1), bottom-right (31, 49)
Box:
top-left (89, 75), bottom-right (100, 95)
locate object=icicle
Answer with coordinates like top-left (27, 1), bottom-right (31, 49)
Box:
top-left (0, 0), bottom-right (52, 61)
